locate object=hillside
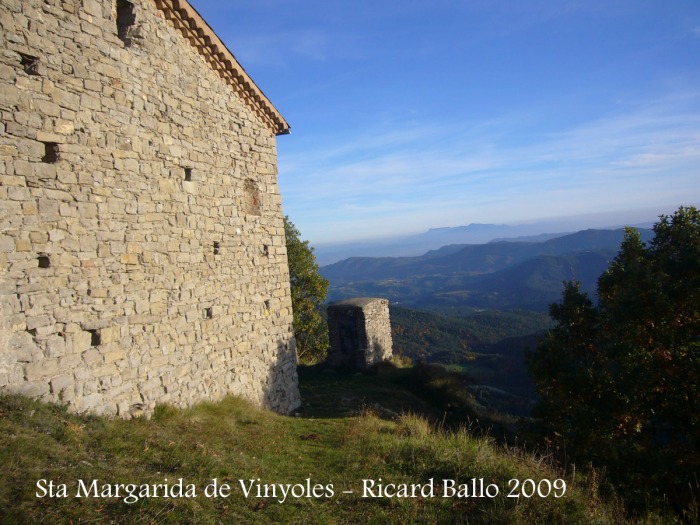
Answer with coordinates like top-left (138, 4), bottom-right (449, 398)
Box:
top-left (322, 228), bottom-right (653, 283)
top-left (390, 306), bottom-right (550, 362)
top-left (390, 307), bottom-right (549, 415)
top-left (0, 370), bottom-right (631, 524)
top-left (327, 251), bottom-right (612, 311)
top-left (462, 250), bottom-right (613, 310)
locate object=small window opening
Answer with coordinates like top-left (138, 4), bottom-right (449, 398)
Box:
top-left (88, 329), bottom-right (101, 346)
top-left (42, 142), bottom-right (59, 163)
top-left (116, 0), bottom-right (136, 46)
top-left (20, 53), bottom-right (40, 75)
top-left (204, 307), bottom-right (213, 319)
top-left (213, 242), bottom-right (220, 255)
top-left (38, 254), bottom-right (51, 268)
top-left (261, 245), bottom-right (269, 257)
top-left (184, 167), bottom-right (193, 182)
top-left (264, 300), bottom-right (271, 311)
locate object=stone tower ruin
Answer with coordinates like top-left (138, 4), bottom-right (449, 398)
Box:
top-left (326, 298), bottom-right (393, 369)
top-left (0, 0), bottom-right (301, 416)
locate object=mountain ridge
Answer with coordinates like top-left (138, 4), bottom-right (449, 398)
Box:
top-left (313, 218), bottom-right (658, 265)
top-left (322, 227), bottom-right (655, 311)
top-left (322, 227), bottom-right (654, 283)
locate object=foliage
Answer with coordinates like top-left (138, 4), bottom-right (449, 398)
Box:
top-left (390, 306), bottom-right (550, 410)
top-left (527, 206), bottom-right (700, 514)
top-left (284, 216), bottom-right (329, 363)
top-left (391, 306), bottom-right (550, 361)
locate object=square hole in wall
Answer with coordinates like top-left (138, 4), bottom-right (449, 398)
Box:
top-left (184, 167), bottom-right (193, 182)
top-left (204, 307), bottom-right (213, 319)
top-left (38, 254), bottom-right (51, 268)
top-left (19, 53), bottom-right (40, 75)
top-left (88, 329), bottom-right (101, 346)
top-left (42, 142), bottom-right (59, 163)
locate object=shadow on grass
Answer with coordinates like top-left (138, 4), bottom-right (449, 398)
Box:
top-left (296, 363), bottom-right (434, 420)
top-left (296, 362), bottom-right (518, 445)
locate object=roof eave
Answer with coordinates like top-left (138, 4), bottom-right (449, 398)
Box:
top-left (154, 0), bottom-right (291, 136)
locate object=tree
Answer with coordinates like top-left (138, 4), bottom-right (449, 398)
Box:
top-left (284, 216), bottom-right (330, 363)
top-left (527, 206), bottom-right (700, 512)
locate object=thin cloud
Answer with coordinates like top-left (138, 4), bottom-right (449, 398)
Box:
top-left (280, 93), bottom-right (700, 242)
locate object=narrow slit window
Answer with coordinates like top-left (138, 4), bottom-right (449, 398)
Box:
top-left (213, 242), bottom-right (220, 255)
top-left (42, 142), bottom-right (59, 163)
top-left (184, 167), bottom-right (193, 182)
top-left (116, 0), bottom-right (136, 46)
top-left (261, 245), bottom-right (269, 257)
top-left (38, 254), bottom-right (51, 268)
top-left (204, 307), bottom-right (213, 319)
top-left (20, 53), bottom-right (40, 76)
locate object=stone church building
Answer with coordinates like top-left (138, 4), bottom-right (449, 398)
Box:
top-left (0, 0), bottom-right (301, 416)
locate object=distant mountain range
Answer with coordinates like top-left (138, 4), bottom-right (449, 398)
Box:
top-left (313, 220), bottom-right (656, 265)
top-left (321, 227), bottom-right (655, 311)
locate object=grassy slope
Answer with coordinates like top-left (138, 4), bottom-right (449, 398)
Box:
top-left (1, 368), bottom-right (633, 524)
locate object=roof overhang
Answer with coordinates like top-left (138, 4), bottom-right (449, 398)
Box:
top-left (154, 0), bottom-right (291, 136)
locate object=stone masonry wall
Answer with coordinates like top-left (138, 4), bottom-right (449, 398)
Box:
top-left (0, 0), bottom-right (301, 415)
top-left (326, 298), bottom-right (393, 369)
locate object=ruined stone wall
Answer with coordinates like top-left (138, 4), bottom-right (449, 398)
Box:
top-left (326, 298), bottom-right (393, 369)
top-left (0, 0), bottom-right (300, 416)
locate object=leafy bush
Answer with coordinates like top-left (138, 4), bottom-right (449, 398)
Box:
top-left (527, 206), bottom-right (700, 515)
top-left (285, 216), bottom-right (329, 363)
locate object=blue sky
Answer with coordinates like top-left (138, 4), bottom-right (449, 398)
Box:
top-left (190, 0), bottom-right (700, 245)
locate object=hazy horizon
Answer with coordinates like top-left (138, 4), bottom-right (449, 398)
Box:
top-left (311, 204), bottom-right (678, 248)
top-left (310, 204), bottom-right (691, 265)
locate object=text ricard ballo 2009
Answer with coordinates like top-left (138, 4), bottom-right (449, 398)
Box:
top-left (36, 477), bottom-right (567, 505)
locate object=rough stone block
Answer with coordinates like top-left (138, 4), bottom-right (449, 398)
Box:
top-left (81, 348), bottom-right (101, 367)
top-left (13, 381), bottom-right (50, 398)
top-left (25, 359), bottom-right (59, 381)
top-left (15, 239), bottom-right (32, 252)
top-left (70, 330), bottom-right (92, 354)
top-left (49, 374), bottom-right (74, 394)
top-left (76, 392), bottom-right (103, 411)
top-left (36, 131), bottom-right (64, 143)
top-left (45, 335), bottom-right (66, 357)
top-left (13, 160), bottom-right (33, 177)
top-left (120, 253), bottom-right (139, 265)
top-left (54, 120), bottom-right (75, 134)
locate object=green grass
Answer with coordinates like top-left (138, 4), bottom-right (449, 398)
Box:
top-left (0, 369), bottom-right (665, 524)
